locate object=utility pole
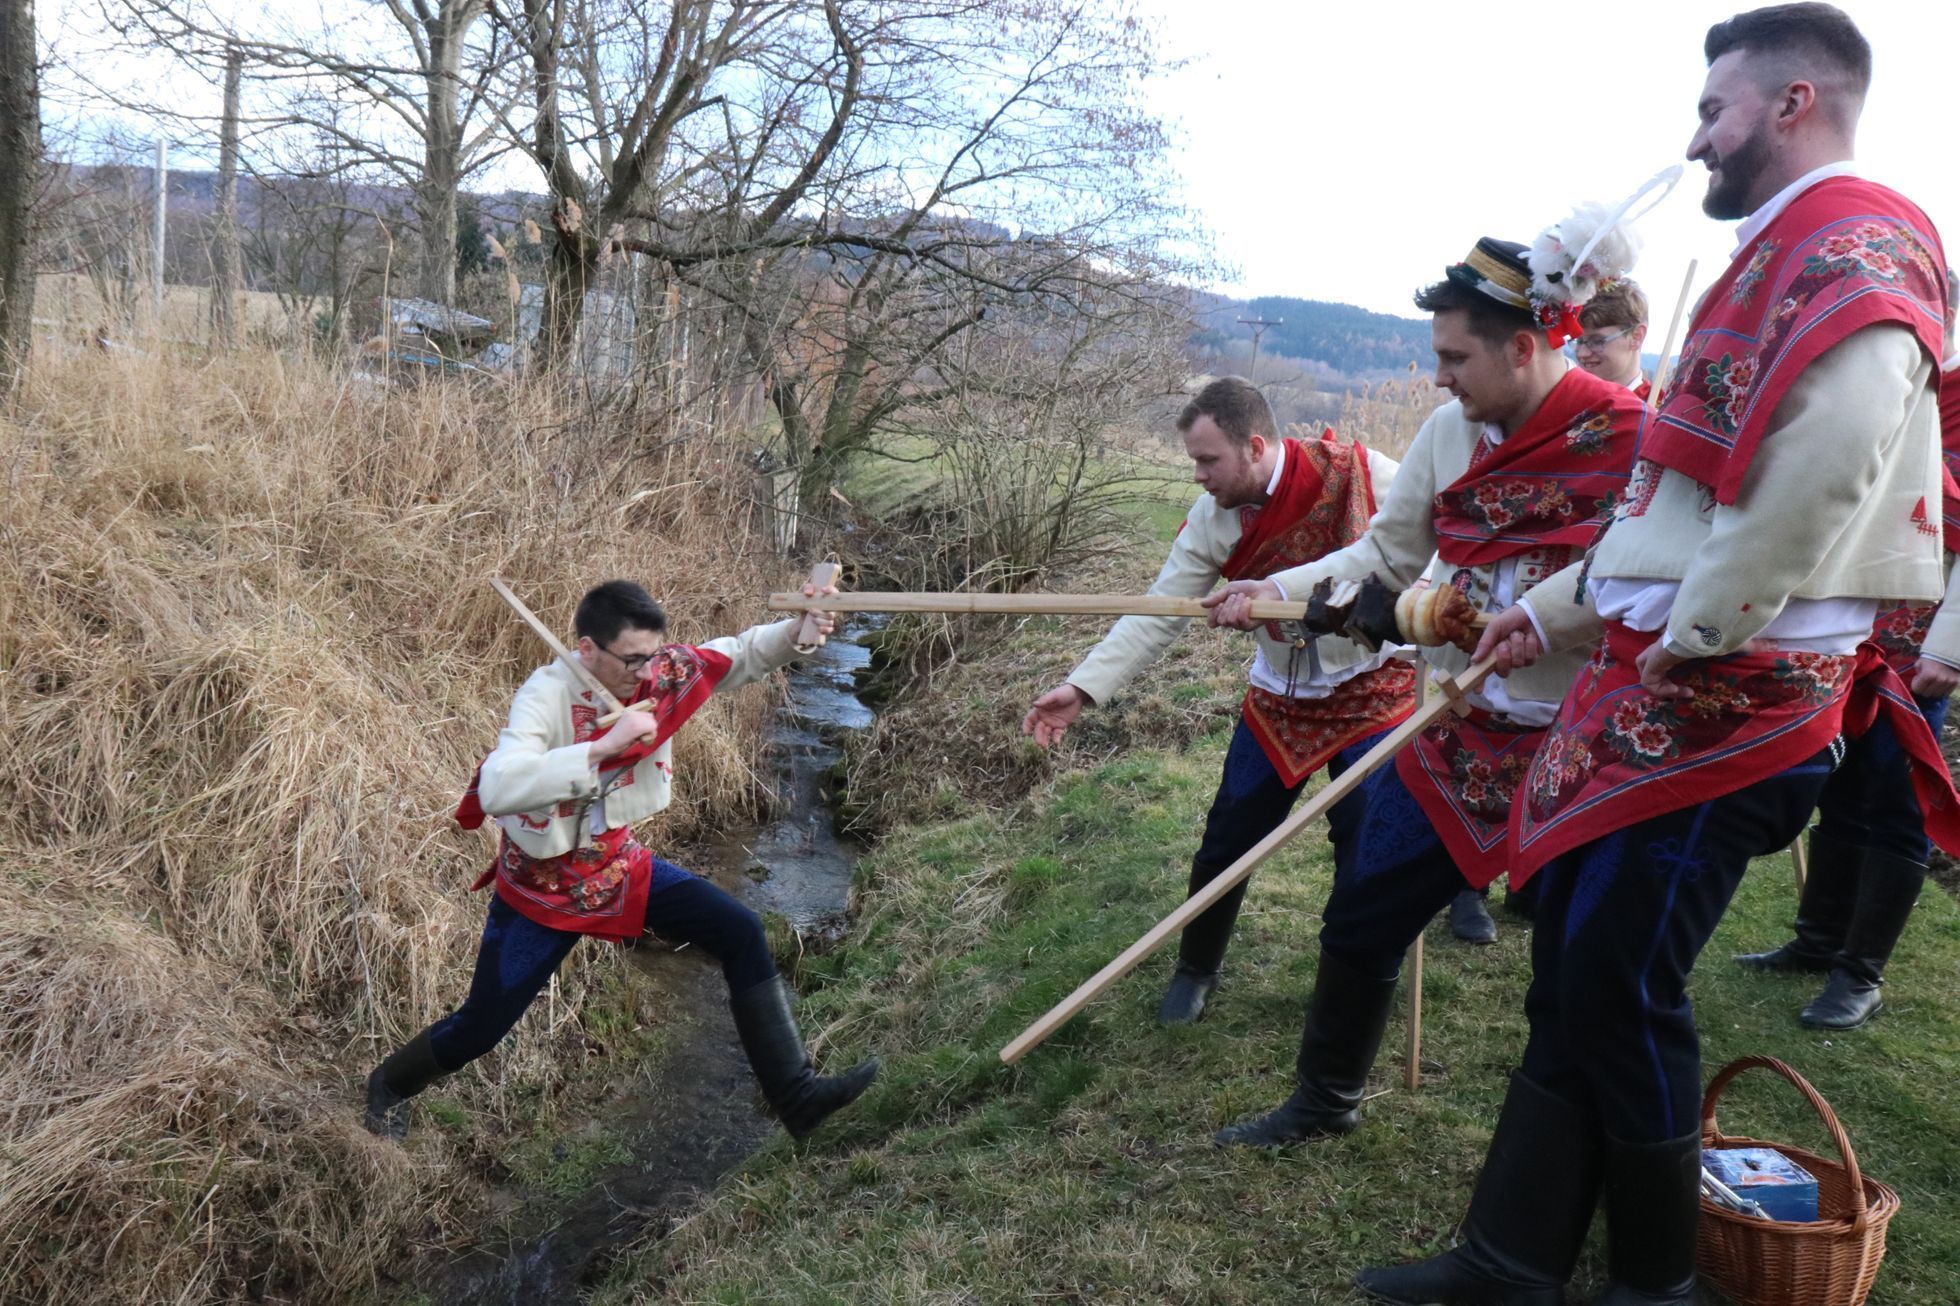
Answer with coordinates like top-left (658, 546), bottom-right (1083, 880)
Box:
top-left (152, 137), bottom-right (169, 318)
top-left (1236, 315), bottom-right (1282, 382)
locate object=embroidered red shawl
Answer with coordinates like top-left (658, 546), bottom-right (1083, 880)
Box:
top-left (1218, 432), bottom-right (1416, 784)
top-left (1939, 365), bottom-right (1960, 547)
top-left (1644, 176), bottom-right (1947, 506)
top-left (1430, 367), bottom-right (1646, 567)
top-left (456, 642), bottom-right (733, 938)
top-left (1218, 431), bottom-right (1378, 581)
top-left (1510, 623), bottom-right (1960, 878)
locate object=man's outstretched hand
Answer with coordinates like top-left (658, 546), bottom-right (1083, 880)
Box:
top-left (1023, 683), bottom-right (1090, 748)
top-left (1202, 578), bottom-right (1283, 630)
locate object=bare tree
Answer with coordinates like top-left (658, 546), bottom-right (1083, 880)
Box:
top-left (499, 0), bottom-right (1198, 519)
top-left (104, 0), bottom-right (510, 306)
top-left (0, 0), bottom-right (39, 395)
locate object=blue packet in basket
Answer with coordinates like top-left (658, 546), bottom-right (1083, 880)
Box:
top-left (1704, 1147), bottom-right (1819, 1222)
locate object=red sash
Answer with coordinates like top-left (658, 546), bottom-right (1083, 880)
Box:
top-left (456, 642), bottom-right (732, 939)
top-left (1430, 368), bottom-right (1646, 567)
top-left (1510, 624), bottom-right (1960, 878)
top-left (1632, 377), bottom-right (1653, 404)
top-left (1939, 366), bottom-right (1960, 548)
top-left (1642, 176), bottom-right (1947, 506)
top-left (1394, 706), bottom-right (1545, 888)
top-left (1214, 433), bottom-right (1417, 780)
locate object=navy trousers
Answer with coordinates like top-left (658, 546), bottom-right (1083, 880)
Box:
top-left (427, 860), bottom-right (776, 1073)
top-left (1317, 759), bottom-right (1476, 981)
top-left (1178, 718), bottom-right (1390, 969)
top-left (1815, 693), bottom-right (1947, 862)
top-left (1520, 747), bottom-right (1837, 1143)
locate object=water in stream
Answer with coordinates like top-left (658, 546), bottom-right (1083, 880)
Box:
top-left (423, 621), bottom-right (879, 1303)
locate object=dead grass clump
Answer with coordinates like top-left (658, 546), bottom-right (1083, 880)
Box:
top-left (0, 346), bottom-right (787, 1302)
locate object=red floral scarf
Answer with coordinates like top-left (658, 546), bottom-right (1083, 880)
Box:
top-left (1215, 433), bottom-right (1417, 783)
top-left (1643, 176), bottom-right (1947, 506)
top-left (1430, 367), bottom-right (1646, 567)
top-left (456, 642), bottom-right (733, 939)
top-left (1510, 623), bottom-right (1960, 879)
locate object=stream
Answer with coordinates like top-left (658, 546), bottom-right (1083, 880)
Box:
top-left (424, 620), bottom-right (880, 1303)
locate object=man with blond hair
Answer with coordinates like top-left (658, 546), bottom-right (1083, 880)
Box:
top-left (1574, 280), bottom-right (1652, 399)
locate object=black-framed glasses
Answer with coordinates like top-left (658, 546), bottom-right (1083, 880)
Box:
top-left (1574, 326), bottom-right (1634, 352)
top-left (600, 644), bottom-right (661, 674)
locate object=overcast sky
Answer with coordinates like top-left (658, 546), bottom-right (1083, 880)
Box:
top-left (41, 0), bottom-right (1956, 330)
top-left (1139, 0), bottom-right (1959, 323)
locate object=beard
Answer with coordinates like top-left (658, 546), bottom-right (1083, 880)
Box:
top-left (1702, 126), bottom-right (1773, 220)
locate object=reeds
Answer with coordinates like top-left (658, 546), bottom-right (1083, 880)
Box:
top-left (0, 343), bottom-right (781, 1302)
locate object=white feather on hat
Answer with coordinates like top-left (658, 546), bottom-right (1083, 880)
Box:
top-left (1528, 165), bottom-right (1683, 308)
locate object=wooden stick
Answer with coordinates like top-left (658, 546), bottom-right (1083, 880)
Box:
top-left (1649, 259), bottom-right (1699, 397)
top-left (489, 577), bottom-right (653, 744)
top-left (1404, 934), bottom-right (1424, 1094)
top-left (997, 652), bottom-right (1500, 1065)
top-left (768, 588), bottom-right (1489, 631)
top-left (794, 561), bottom-right (842, 650)
top-left (1790, 834), bottom-right (1809, 894)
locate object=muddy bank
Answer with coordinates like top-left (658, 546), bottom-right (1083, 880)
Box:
top-left (414, 623), bottom-right (879, 1302)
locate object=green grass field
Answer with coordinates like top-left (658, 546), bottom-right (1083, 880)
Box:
top-left (595, 724), bottom-right (1960, 1305)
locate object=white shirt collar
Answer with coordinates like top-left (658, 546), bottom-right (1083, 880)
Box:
top-left (1263, 438), bottom-right (1286, 498)
top-left (1732, 160), bottom-right (1861, 255)
top-left (1625, 372), bottom-right (1647, 390)
top-left (1943, 351), bottom-right (1960, 373)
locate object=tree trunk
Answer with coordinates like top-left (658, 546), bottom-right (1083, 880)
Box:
top-left (416, 3), bottom-right (476, 306)
top-left (0, 0), bottom-right (40, 397)
top-left (540, 225), bottom-right (593, 370)
top-left (208, 44), bottom-right (243, 349)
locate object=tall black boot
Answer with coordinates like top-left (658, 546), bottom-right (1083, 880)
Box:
top-left (1734, 828), bottom-right (1860, 972)
top-left (1353, 1073), bottom-right (1603, 1306)
top-left (364, 1029), bottom-right (448, 1142)
top-left (730, 975), bottom-right (879, 1139)
top-left (1801, 851), bottom-right (1926, 1030)
top-left (1156, 873), bottom-right (1248, 1025)
top-left (1589, 1130), bottom-right (1702, 1305)
top-left (1214, 950), bottom-right (1397, 1146)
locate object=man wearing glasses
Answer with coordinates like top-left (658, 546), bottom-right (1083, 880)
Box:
top-left (363, 578), bottom-right (880, 1144)
top-left (1572, 280), bottom-right (1652, 399)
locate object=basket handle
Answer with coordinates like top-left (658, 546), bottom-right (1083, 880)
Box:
top-left (1700, 1054), bottom-right (1866, 1234)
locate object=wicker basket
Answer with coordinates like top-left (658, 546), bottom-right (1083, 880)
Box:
top-left (1697, 1055), bottom-right (1899, 1306)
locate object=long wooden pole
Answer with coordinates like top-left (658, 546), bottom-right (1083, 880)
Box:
top-left (998, 652), bottom-right (1500, 1065)
top-left (1648, 259), bottom-right (1699, 397)
top-left (768, 588), bottom-right (1487, 630)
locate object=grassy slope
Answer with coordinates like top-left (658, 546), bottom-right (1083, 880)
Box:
top-left (598, 722), bottom-right (1960, 1305)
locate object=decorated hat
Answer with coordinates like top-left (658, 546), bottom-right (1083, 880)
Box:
top-left (1446, 166), bottom-right (1683, 349)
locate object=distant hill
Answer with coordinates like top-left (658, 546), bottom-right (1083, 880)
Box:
top-left (1193, 293), bottom-right (1431, 380)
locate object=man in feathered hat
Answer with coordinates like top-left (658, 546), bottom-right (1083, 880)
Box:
top-left (1021, 376), bottom-right (1414, 1025)
top-left (1357, 7), bottom-right (1960, 1303)
top-left (1201, 232), bottom-right (1646, 1148)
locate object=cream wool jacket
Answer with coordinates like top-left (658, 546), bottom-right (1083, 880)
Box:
top-left (1066, 447), bottom-right (1400, 706)
top-left (1528, 326), bottom-right (1960, 665)
top-left (478, 618), bottom-right (804, 859)
top-left (1266, 399), bottom-right (1592, 708)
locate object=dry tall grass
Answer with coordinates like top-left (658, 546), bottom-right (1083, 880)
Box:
top-left (0, 343), bottom-right (783, 1302)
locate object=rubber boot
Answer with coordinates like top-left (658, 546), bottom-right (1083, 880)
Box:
top-left (730, 975), bottom-right (879, 1139)
top-left (1588, 1130), bottom-right (1702, 1305)
top-left (1734, 828), bottom-right (1860, 972)
top-left (1156, 871), bottom-right (1247, 1025)
top-left (1353, 1073), bottom-right (1603, 1306)
top-left (1450, 887), bottom-right (1499, 944)
top-left (1214, 951), bottom-right (1397, 1146)
top-left (1801, 851), bottom-right (1926, 1030)
top-left (364, 1029), bottom-right (447, 1143)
